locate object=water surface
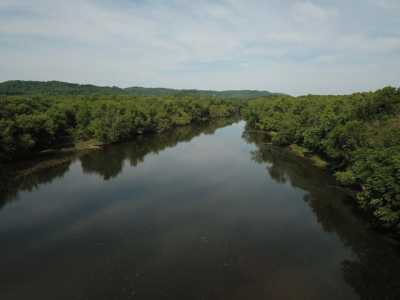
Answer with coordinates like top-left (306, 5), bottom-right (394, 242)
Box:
top-left (1, 120), bottom-right (399, 300)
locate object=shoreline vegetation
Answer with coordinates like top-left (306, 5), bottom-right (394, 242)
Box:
top-left (1, 80), bottom-right (399, 232)
top-left (3, 117), bottom-right (239, 178)
top-left (243, 86), bottom-right (400, 230)
top-left (245, 130), bottom-right (330, 168)
top-left (0, 81), bottom-right (242, 163)
top-left (288, 144), bottom-right (329, 169)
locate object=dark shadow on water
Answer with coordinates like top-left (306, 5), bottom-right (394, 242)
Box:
top-left (0, 118), bottom-right (238, 210)
top-left (80, 118), bottom-right (237, 180)
top-left (80, 119), bottom-right (237, 180)
top-left (243, 129), bottom-right (400, 300)
top-left (0, 160), bottom-right (72, 210)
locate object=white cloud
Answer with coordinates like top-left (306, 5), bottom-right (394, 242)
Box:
top-left (291, 1), bottom-right (337, 22)
top-left (0, 0), bottom-right (399, 95)
top-left (372, 0), bottom-right (400, 10)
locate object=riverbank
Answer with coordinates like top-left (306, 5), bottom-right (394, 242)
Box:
top-left (243, 87), bottom-right (400, 230)
top-left (244, 128), bottom-right (400, 238)
top-left (0, 117), bottom-right (240, 206)
top-left (288, 144), bottom-right (329, 169)
top-left (0, 94), bottom-right (239, 163)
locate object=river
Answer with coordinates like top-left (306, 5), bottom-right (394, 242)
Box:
top-left (0, 120), bottom-right (399, 300)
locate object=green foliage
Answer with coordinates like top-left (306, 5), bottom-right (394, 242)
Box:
top-left (352, 146), bottom-right (400, 225)
top-left (244, 87), bottom-right (400, 227)
top-left (289, 144), bottom-right (308, 157)
top-left (0, 94), bottom-right (237, 161)
top-left (335, 170), bottom-right (357, 186)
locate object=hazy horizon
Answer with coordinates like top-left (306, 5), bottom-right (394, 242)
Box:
top-left (1, 0), bottom-right (399, 96)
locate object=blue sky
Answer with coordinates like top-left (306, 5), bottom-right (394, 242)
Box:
top-left (0, 0), bottom-right (399, 95)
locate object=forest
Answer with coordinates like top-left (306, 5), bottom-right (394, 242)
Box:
top-left (0, 93), bottom-right (238, 162)
top-left (243, 87), bottom-right (400, 228)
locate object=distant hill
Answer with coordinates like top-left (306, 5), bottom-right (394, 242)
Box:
top-left (0, 80), bottom-right (279, 99)
top-left (0, 81), bottom-right (124, 96)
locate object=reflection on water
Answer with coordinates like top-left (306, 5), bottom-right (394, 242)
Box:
top-left (79, 118), bottom-right (236, 180)
top-left (0, 121), bottom-right (399, 300)
top-left (243, 130), bottom-right (400, 300)
top-left (0, 161), bottom-right (71, 210)
top-left (0, 118), bottom-right (237, 208)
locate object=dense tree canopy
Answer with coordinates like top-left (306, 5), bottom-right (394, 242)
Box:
top-left (0, 94), bottom-right (238, 162)
top-left (243, 87), bottom-right (400, 227)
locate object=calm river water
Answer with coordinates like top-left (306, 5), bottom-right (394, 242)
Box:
top-left (1, 120), bottom-right (399, 300)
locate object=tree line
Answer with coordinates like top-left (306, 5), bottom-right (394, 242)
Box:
top-left (0, 80), bottom-right (276, 98)
top-left (0, 94), bottom-right (238, 162)
top-left (243, 87), bottom-right (400, 228)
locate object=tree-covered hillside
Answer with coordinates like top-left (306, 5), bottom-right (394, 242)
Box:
top-left (0, 80), bottom-right (277, 99)
top-left (0, 81), bottom-right (124, 96)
